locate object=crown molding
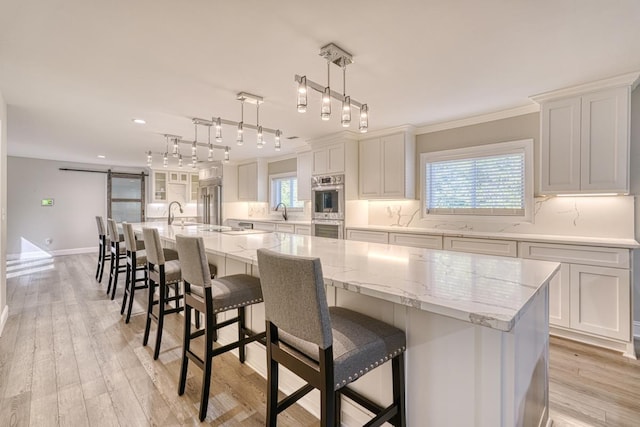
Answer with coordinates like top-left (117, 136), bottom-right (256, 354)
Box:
top-left (530, 71), bottom-right (640, 103)
top-left (359, 124), bottom-right (416, 139)
top-left (306, 130), bottom-right (360, 145)
top-left (415, 104), bottom-right (540, 135)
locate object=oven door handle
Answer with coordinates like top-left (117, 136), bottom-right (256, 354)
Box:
top-left (311, 185), bottom-right (343, 191)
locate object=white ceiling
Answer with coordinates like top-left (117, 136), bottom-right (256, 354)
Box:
top-left (1, 0), bottom-right (639, 167)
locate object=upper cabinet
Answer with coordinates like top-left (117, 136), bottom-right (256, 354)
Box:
top-left (150, 169), bottom-right (199, 203)
top-left (359, 129), bottom-right (415, 199)
top-left (237, 159), bottom-right (267, 202)
top-left (152, 170), bottom-right (168, 202)
top-left (312, 142), bottom-right (345, 175)
top-left (297, 151), bottom-right (313, 200)
top-left (190, 173), bottom-right (199, 202)
top-left (533, 73), bottom-right (639, 195)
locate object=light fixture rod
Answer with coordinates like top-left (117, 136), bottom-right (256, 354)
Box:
top-left (295, 75), bottom-right (364, 109)
top-left (319, 43), bottom-right (353, 67)
top-left (236, 92), bottom-right (263, 105)
top-left (192, 117), bottom-right (282, 136)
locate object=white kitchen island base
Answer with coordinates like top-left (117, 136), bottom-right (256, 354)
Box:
top-left (136, 224), bottom-right (557, 427)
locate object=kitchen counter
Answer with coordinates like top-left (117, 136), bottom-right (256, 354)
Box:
top-left (131, 222), bottom-right (557, 426)
top-left (346, 224), bottom-right (640, 248)
top-left (227, 217), bottom-right (312, 226)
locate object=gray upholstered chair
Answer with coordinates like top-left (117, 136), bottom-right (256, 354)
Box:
top-left (106, 218), bottom-right (127, 300)
top-left (175, 234), bottom-right (265, 422)
top-left (95, 216), bottom-right (110, 283)
top-left (256, 248), bottom-right (406, 427)
top-left (120, 222), bottom-right (148, 323)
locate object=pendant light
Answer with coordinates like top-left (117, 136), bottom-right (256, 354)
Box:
top-left (172, 138), bottom-right (179, 157)
top-left (359, 104), bottom-right (369, 133)
top-left (178, 154), bottom-right (183, 168)
top-left (224, 146), bottom-right (230, 163)
top-left (163, 135), bottom-right (169, 167)
top-left (207, 126), bottom-right (214, 162)
top-left (321, 60), bottom-right (331, 120)
top-left (215, 117), bottom-right (222, 143)
top-left (297, 76), bottom-right (307, 112)
top-left (275, 130), bottom-right (281, 151)
top-left (147, 151), bottom-right (153, 167)
top-left (256, 104), bottom-right (263, 149)
top-left (237, 99), bottom-right (244, 146)
top-left (341, 66), bottom-right (351, 127)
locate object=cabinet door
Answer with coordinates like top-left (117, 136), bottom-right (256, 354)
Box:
top-left (569, 264), bottom-right (630, 340)
top-left (297, 152), bottom-right (313, 200)
top-left (312, 149), bottom-right (328, 175)
top-left (153, 171), bottom-right (168, 202)
top-left (346, 229), bottom-right (388, 244)
top-left (443, 237), bottom-right (517, 257)
top-left (381, 133), bottom-right (406, 197)
top-left (540, 97), bottom-right (581, 193)
top-left (389, 232), bottom-right (442, 249)
top-left (580, 87), bottom-right (629, 193)
top-left (276, 223), bottom-right (295, 233)
top-left (549, 263), bottom-right (571, 328)
top-left (238, 163), bottom-right (258, 201)
top-left (190, 174), bottom-right (199, 202)
top-left (295, 225), bottom-right (311, 235)
top-left (253, 222), bottom-right (276, 231)
top-left (327, 143), bottom-right (345, 173)
top-left (359, 138), bottom-right (382, 197)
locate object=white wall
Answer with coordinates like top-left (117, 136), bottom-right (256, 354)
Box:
top-left (0, 90), bottom-right (8, 335)
top-left (7, 156), bottom-right (143, 258)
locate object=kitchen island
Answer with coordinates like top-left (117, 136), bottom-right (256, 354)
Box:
top-left (132, 223), bottom-right (559, 427)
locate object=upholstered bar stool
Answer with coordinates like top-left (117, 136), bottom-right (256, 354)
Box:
top-left (175, 235), bottom-right (266, 422)
top-left (106, 218), bottom-right (127, 300)
top-left (256, 248), bottom-right (406, 427)
top-left (120, 222), bottom-right (148, 323)
top-left (95, 216), bottom-right (110, 283)
top-left (141, 227), bottom-right (212, 360)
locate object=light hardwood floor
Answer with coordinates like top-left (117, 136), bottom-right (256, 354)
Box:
top-left (1, 253), bottom-right (640, 426)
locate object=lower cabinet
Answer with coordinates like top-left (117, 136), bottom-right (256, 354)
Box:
top-left (388, 232), bottom-right (442, 249)
top-left (444, 236), bottom-right (517, 257)
top-left (295, 225), bottom-right (311, 235)
top-left (346, 229), bottom-right (389, 244)
top-left (519, 242), bottom-right (631, 344)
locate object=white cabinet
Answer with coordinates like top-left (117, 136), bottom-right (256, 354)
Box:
top-left (297, 151), bottom-right (313, 200)
top-left (253, 221), bottom-right (276, 232)
top-left (519, 241), bottom-right (631, 344)
top-left (275, 223), bottom-right (295, 233)
top-left (388, 232), bottom-right (442, 250)
top-left (536, 78), bottom-right (635, 195)
top-left (237, 160), bottom-right (267, 202)
top-left (190, 173), bottom-right (199, 202)
top-left (169, 171), bottom-right (189, 183)
top-left (443, 237), bottom-right (517, 257)
top-left (152, 171), bottom-right (168, 202)
top-left (359, 131), bottom-right (415, 199)
top-left (346, 229), bottom-right (389, 244)
top-left (295, 225), bottom-right (311, 235)
top-left (312, 143), bottom-right (345, 175)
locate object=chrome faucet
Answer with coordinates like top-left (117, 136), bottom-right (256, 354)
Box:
top-left (168, 201), bottom-right (183, 225)
top-left (275, 202), bottom-right (288, 221)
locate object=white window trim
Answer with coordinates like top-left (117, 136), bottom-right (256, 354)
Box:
top-left (420, 139), bottom-right (534, 223)
top-left (269, 172), bottom-right (303, 211)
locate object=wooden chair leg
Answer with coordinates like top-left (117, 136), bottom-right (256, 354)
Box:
top-left (199, 312), bottom-right (215, 422)
top-left (143, 279), bottom-right (155, 346)
top-left (110, 253), bottom-right (121, 300)
top-left (95, 244), bottom-right (101, 280)
top-left (238, 308), bottom-right (246, 363)
top-left (121, 261), bottom-right (131, 315)
top-left (320, 387), bottom-right (336, 427)
top-left (107, 249), bottom-right (116, 295)
top-left (392, 355), bottom-right (406, 427)
top-left (98, 244), bottom-right (106, 283)
top-left (124, 265), bottom-right (139, 323)
top-left (266, 324), bottom-right (279, 427)
top-left (153, 281), bottom-right (166, 360)
top-left (178, 302), bottom-right (191, 396)
top-left (334, 391), bottom-right (341, 426)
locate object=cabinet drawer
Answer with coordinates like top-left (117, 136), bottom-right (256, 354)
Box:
top-left (519, 242), bottom-right (629, 268)
top-left (295, 225), bottom-right (311, 235)
top-left (276, 223), bottom-right (295, 233)
top-left (346, 229), bottom-right (389, 244)
top-left (443, 237), bottom-right (517, 257)
top-left (253, 222), bottom-right (276, 232)
top-left (389, 232), bottom-right (442, 250)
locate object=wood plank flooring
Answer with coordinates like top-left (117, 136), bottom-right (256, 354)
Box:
top-left (1, 253), bottom-right (640, 426)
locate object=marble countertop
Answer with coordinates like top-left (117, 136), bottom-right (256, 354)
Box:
top-left (346, 225), bottom-right (640, 249)
top-left (228, 217), bottom-right (312, 226)
top-left (132, 222), bottom-right (559, 332)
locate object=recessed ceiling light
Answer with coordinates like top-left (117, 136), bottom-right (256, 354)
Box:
top-left (132, 118), bottom-right (146, 124)
top-left (97, 155), bottom-right (106, 159)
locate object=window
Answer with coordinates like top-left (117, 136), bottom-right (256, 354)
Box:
top-left (270, 173), bottom-right (304, 210)
top-left (421, 139), bottom-right (533, 221)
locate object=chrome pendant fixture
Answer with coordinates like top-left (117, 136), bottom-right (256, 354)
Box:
top-left (295, 43), bottom-right (368, 132)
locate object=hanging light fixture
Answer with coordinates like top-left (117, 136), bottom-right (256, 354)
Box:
top-left (207, 126), bottom-right (214, 162)
top-left (237, 98), bottom-right (244, 145)
top-left (295, 43), bottom-right (368, 132)
top-left (224, 146), bottom-right (230, 163)
top-left (163, 135), bottom-right (169, 167)
top-left (275, 130), bottom-right (281, 151)
top-left (215, 117), bottom-right (222, 143)
top-left (297, 76), bottom-right (307, 112)
top-left (172, 138), bottom-right (179, 157)
top-left (147, 151), bottom-right (153, 167)
top-left (256, 103), bottom-right (263, 149)
top-left (178, 154), bottom-right (183, 168)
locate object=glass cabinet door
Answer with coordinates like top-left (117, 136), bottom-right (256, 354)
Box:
top-left (190, 174), bottom-right (199, 201)
top-left (154, 171), bottom-right (167, 201)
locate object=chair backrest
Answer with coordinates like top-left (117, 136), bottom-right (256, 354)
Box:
top-left (121, 222), bottom-right (137, 252)
top-left (142, 227), bottom-right (166, 266)
top-left (256, 248), bottom-right (332, 349)
top-left (95, 216), bottom-right (106, 237)
top-left (107, 218), bottom-right (121, 243)
top-left (175, 235), bottom-right (211, 289)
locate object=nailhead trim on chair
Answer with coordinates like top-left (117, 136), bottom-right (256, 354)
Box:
top-left (213, 298), bottom-right (264, 314)
top-left (336, 345), bottom-right (406, 389)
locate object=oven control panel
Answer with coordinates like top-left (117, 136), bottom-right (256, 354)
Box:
top-left (312, 174), bottom-right (344, 186)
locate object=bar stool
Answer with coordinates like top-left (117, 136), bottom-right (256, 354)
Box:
top-left (141, 227), bottom-right (212, 360)
top-left (175, 234), bottom-right (266, 422)
top-left (106, 218), bottom-right (127, 300)
top-left (256, 248), bottom-right (406, 427)
top-left (94, 216), bottom-right (110, 283)
top-left (120, 222), bottom-right (148, 323)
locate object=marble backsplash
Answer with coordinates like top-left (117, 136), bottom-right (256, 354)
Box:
top-left (367, 196), bottom-right (635, 239)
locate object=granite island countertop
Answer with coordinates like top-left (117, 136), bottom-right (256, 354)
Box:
top-left (132, 222), bottom-right (560, 332)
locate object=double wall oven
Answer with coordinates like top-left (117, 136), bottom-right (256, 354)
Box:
top-left (311, 174), bottom-right (344, 239)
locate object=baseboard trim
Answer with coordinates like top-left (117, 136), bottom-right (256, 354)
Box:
top-left (7, 246), bottom-right (96, 260)
top-left (634, 321), bottom-right (640, 338)
top-left (0, 305), bottom-right (9, 337)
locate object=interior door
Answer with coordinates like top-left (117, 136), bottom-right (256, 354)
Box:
top-left (108, 171), bottom-right (146, 223)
